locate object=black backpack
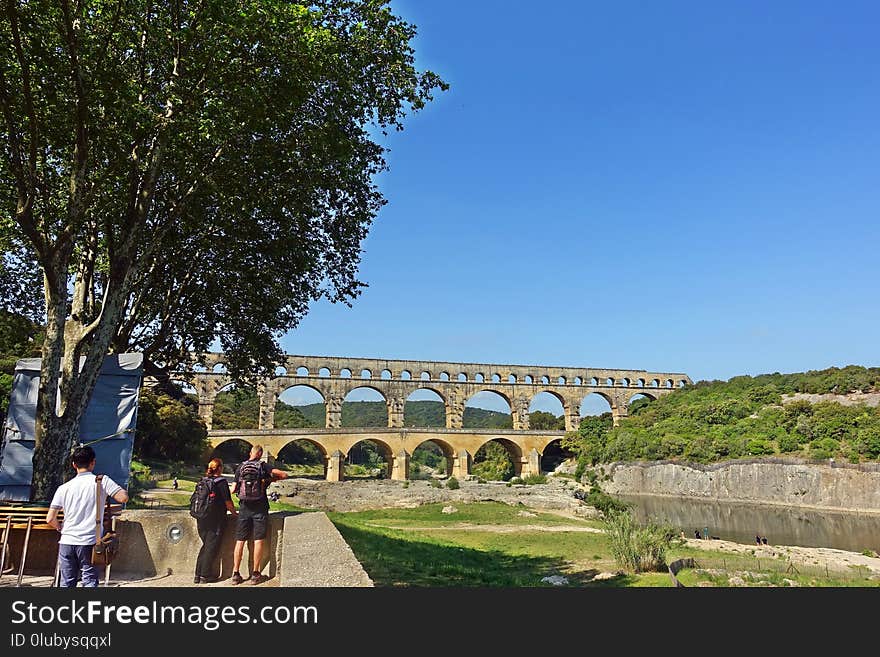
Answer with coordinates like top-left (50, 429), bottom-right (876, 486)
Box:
top-left (237, 460), bottom-right (267, 502)
top-left (189, 476), bottom-right (218, 519)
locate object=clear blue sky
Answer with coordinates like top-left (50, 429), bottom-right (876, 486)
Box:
top-left (278, 1), bottom-right (880, 413)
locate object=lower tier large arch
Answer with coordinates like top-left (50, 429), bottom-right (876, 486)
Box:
top-left (208, 428), bottom-right (568, 481)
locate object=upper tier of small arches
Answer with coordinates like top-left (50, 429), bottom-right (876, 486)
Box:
top-left (187, 354), bottom-right (690, 389)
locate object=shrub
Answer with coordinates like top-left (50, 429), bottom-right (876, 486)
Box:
top-left (810, 437), bottom-right (840, 460)
top-left (446, 477), bottom-right (460, 490)
top-left (402, 481), bottom-right (410, 489)
top-left (522, 474), bottom-right (547, 485)
top-left (747, 438), bottom-right (775, 456)
top-left (586, 487), bottom-right (629, 516)
top-left (603, 509), bottom-right (676, 573)
top-left (429, 478), bottom-right (441, 489)
top-left (508, 476), bottom-right (524, 485)
top-left (778, 433), bottom-right (800, 453)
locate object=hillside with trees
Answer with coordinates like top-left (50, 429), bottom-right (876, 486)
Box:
top-left (563, 366), bottom-right (880, 469)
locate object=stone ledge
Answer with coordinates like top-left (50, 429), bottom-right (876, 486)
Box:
top-left (280, 512), bottom-right (373, 587)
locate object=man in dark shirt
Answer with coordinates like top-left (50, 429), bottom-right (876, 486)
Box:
top-left (230, 444), bottom-right (289, 584)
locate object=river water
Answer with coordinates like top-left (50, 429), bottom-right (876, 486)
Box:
top-left (618, 494), bottom-right (880, 554)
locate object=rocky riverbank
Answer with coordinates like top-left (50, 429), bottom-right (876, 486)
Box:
top-left (598, 459), bottom-right (880, 513)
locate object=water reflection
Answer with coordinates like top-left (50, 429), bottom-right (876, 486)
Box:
top-left (619, 494), bottom-right (880, 553)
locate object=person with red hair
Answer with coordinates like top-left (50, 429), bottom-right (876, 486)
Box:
top-left (194, 457), bottom-right (237, 584)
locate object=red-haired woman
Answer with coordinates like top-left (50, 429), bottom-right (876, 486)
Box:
top-left (194, 458), bottom-right (237, 584)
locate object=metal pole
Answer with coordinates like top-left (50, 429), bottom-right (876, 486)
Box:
top-left (16, 517), bottom-right (33, 587)
top-left (104, 516), bottom-right (116, 587)
top-left (0, 514), bottom-right (11, 578)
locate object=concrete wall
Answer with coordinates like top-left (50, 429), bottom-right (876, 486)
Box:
top-left (111, 510), bottom-right (286, 579)
top-left (600, 460), bottom-right (880, 513)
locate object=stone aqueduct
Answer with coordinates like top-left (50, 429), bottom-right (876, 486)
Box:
top-left (185, 354), bottom-right (691, 482)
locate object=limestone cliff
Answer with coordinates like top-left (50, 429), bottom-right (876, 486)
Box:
top-left (599, 459), bottom-right (880, 513)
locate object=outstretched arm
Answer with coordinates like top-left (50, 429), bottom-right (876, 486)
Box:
top-left (112, 489), bottom-right (129, 504)
top-left (270, 468), bottom-right (289, 481)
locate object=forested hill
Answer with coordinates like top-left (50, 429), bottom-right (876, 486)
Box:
top-left (566, 365), bottom-right (880, 467)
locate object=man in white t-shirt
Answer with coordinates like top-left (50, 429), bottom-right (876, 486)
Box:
top-left (45, 445), bottom-right (129, 587)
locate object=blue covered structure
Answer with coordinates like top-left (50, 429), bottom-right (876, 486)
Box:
top-left (0, 353), bottom-right (143, 501)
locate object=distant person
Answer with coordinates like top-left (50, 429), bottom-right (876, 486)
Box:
top-left (172, 476), bottom-right (179, 491)
top-left (230, 445), bottom-right (290, 585)
top-left (45, 446), bottom-right (129, 587)
top-left (761, 536), bottom-right (768, 545)
top-left (695, 529), bottom-right (701, 539)
top-left (193, 458), bottom-right (237, 584)
top-left (756, 534), bottom-right (762, 545)
top-left (703, 526), bottom-right (709, 540)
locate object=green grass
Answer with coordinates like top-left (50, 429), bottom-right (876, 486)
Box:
top-left (329, 502), bottom-right (674, 587)
top-left (157, 478), bottom-right (197, 491)
top-left (329, 501), bottom-right (880, 587)
top-left (338, 502), bottom-right (603, 530)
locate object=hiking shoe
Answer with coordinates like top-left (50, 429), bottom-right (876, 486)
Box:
top-left (251, 573), bottom-right (269, 585)
top-left (231, 572), bottom-right (244, 585)
top-left (193, 575), bottom-right (201, 584)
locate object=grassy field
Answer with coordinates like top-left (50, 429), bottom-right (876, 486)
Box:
top-left (129, 459), bottom-right (880, 587)
top-left (328, 502), bottom-right (880, 588)
top-left (329, 502), bottom-right (680, 587)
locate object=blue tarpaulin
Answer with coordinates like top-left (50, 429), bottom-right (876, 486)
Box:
top-left (0, 353), bottom-right (143, 502)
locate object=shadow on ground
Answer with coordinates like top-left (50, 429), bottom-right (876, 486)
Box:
top-left (334, 520), bottom-right (595, 587)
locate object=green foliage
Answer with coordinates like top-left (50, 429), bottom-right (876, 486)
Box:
top-left (522, 474), bottom-right (547, 485)
top-left (473, 441), bottom-right (515, 481)
top-left (212, 387), bottom-right (259, 429)
top-left (528, 410), bottom-right (565, 430)
top-left (277, 439), bottom-right (324, 466)
top-left (0, 310), bottom-right (42, 423)
top-left (809, 437), bottom-right (840, 460)
top-left (747, 439), bottom-right (775, 456)
top-left (561, 367), bottom-right (880, 465)
top-left (412, 441), bottom-right (444, 469)
top-left (429, 478), bottom-right (442, 489)
top-left (134, 390), bottom-right (209, 462)
top-left (2, 0), bottom-right (446, 500)
top-left (126, 460), bottom-right (156, 506)
top-left (446, 477), bottom-right (460, 490)
top-left (778, 433), bottom-right (800, 453)
top-left (603, 510), bottom-right (677, 573)
top-left (586, 487), bottom-right (630, 516)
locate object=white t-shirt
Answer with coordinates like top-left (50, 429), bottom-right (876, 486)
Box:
top-left (49, 471), bottom-right (123, 546)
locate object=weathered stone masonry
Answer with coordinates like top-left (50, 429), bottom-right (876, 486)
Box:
top-left (181, 353), bottom-right (690, 481)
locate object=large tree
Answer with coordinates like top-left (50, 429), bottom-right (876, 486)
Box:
top-left (0, 0), bottom-right (446, 500)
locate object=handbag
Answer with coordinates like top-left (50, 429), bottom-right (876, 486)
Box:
top-left (91, 475), bottom-right (119, 566)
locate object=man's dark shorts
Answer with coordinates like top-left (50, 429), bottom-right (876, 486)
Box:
top-left (236, 500), bottom-right (269, 541)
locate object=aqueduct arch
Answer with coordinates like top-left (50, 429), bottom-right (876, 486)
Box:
top-left (186, 353), bottom-right (690, 481)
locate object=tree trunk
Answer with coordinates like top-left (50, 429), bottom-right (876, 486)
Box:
top-left (30, 254), bottom-right (137, 501)
top-left (31, 266), bottom-right (74, 501)
top-left (30, 413), bottom-right (82, 501)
